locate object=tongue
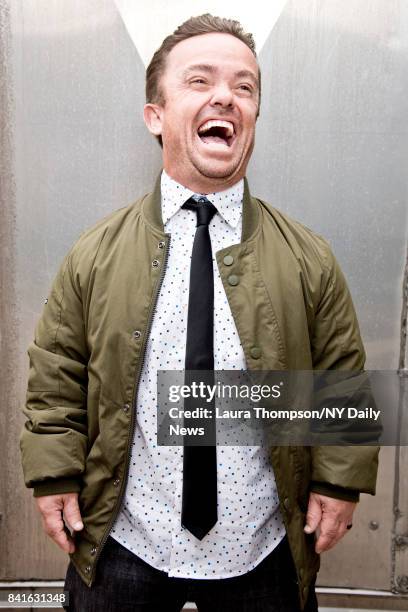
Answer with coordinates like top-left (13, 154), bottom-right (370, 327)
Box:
top-left (200, 134), bottom-right (228, 146)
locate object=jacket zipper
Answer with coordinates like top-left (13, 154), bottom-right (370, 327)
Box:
top-left (89, 233), bottom-right (171, 583)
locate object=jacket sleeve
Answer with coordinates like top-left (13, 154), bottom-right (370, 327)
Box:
top-left (19, 248), bottom-right (89, 497)
top-left (309, 245), bottom-right (380, 502)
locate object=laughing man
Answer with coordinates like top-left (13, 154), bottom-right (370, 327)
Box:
top-left (20, 14), bottom-right (378, 612)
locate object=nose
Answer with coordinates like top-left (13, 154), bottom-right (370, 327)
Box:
top-left (209, 83), bottom-right (234, 109)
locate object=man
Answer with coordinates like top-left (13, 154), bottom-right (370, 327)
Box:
top-left (20, 14), bottom-right (379, 612)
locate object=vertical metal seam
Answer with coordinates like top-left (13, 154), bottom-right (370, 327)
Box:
top-left (0, 0), bottom-right (17, 579)
top-left (398, 248), bottom-right (408, 373)
top-left (391, 246), bottom-right (408, 592)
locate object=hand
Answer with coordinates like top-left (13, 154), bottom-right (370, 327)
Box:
top-left (303, 492), bottom-right (356, 553)
top-left (35, 492), bottom-right (84, 554)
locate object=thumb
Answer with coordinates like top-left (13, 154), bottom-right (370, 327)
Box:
top-left (304, 493), bottom-right (322, 534)
top-left (63, 494), bottom-right (84, 531)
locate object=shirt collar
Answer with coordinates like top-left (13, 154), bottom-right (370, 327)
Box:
top-left (161, 169), bottom-right (243, 228)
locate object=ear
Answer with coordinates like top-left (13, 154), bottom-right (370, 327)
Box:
top-left (143, 103), bottom-right (163, 137)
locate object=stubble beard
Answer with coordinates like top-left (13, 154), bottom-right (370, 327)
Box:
top-left (190, 140), bottom-right (253, 179)
top-left (192, 156), bottom-right (240, 180)
top-left (190, 136), bottom-right (254, 182)
top-left (163, 131), bottom-right (254, 186)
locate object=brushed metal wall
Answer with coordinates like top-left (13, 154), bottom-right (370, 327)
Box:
top-left (251, 0), bottom-right (408, 592)
top-left (1, 0), bottom-right (407, 599)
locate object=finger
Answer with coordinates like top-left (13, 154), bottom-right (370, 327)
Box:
top-left (315, 531), bottom-right (337, 553)
top-left (42, 513), bottom-right (76, 554)
top-left (317, 528), bottom-right (350, 553)
top-left (315, 518), bottom-right (344, 553)
top-left (304, 494), bottom-right (322, 534)
top-left (63, 495), bottom-right (84, 532)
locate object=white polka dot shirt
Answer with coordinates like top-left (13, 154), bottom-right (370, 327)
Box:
top-left (110, 169), bottom-right (285, 578)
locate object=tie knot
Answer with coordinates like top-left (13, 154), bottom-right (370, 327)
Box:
top-left (182, 196), bottom-right (217, 227)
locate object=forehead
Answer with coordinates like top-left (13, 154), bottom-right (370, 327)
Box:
top-left (164, 32), bottom-right (259, 79)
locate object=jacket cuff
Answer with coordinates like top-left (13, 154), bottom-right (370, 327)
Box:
top-left (310, 481), bottom-right (360, 503)
top-left (32, 477), bottom-right (81, 498)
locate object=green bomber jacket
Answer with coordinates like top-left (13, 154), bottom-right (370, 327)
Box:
top-left (20, 173), bottom-right (379, 610)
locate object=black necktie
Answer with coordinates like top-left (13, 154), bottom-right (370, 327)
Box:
top-left (181, 196), bottom-right (218, 540)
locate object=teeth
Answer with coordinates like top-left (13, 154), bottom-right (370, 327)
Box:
top-left (198, 119), bottom-right (234, 138)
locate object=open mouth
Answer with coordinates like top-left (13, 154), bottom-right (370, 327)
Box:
top-left (197, 119), bottom-right (235, 148)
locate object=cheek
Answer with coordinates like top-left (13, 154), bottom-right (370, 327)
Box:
top-left (242, 121), bottom-right (257, 142)
top-left (162, 118), bottom-right (180, 141)
top-left (242, 104), bottom-right (258, 124)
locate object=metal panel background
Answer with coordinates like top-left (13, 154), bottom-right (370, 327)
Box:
top-left (251, 0), bottom-right (408, 592)
top-left (2, 0), bottom-right (159, 582)
top-left (1, 0), bottom-right (407, 599)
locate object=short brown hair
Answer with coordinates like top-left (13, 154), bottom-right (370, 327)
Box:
top-left (145, 13), bottom-right (261, 146)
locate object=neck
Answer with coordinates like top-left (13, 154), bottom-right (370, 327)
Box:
top-left (163, 168), bottom-right (244, 195)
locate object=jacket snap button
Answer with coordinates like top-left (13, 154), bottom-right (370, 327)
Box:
top-left (133, 330), bottom-right (141, 339)
top-left (123, 403), bottom-right (130, 413)
top-left (90, 546), bottom-right (97, 556)
top-left (158, 241), bottom-right (165, 249)
top-left (250, 347), bottom-right (261, 359)
top-left (223, 255), bottom-right (234, 266)
top-left (113, 478), bottom-right (120, 486)
top-left (84, 565), bottom-right (91, 574)
top-left (228, 274), bottom-right (239, 286)
top-left (152, 259), bottom-right (160, 268)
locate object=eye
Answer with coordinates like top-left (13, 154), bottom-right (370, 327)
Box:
top-left (238, 84), bottom-right (252, 92)
top-left (191, 78), bottom-right (206, 85)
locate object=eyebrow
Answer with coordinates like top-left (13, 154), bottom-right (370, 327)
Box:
top-left (181, 63), bottom-right (259, 86)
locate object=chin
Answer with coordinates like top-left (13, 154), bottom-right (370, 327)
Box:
top-left (194, 160), bottom-right (241, 180)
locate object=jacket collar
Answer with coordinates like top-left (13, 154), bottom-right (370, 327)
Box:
top-left (141, 170), bottom-right (260, 243)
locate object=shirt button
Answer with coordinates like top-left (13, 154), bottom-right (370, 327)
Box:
top-left (113, 478), bottom-right (120, 486)
top-left (84, 565), bottom-right (92, 574)
top-left (250, 347), bottom-right (262, 359)
top-left (228, 274), bottom-right (239, 286)
top-left (133, 330), bottom-right (141, 339)
top-left (90, 546), bottom-right (97, 556)
top-left (283, 497), bottom-right (290, 510)
top-left (223, 255), bottom-right (234, 266)
top-left (123, 403), bottom-right (130, 413)
top-left (152, 259), bottom-right (160, 268)
top-left (158, 241), bottom-right (165, 249)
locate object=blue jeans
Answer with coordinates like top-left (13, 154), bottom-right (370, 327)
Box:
top-left (63, 535), bottom-right (318, 611)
